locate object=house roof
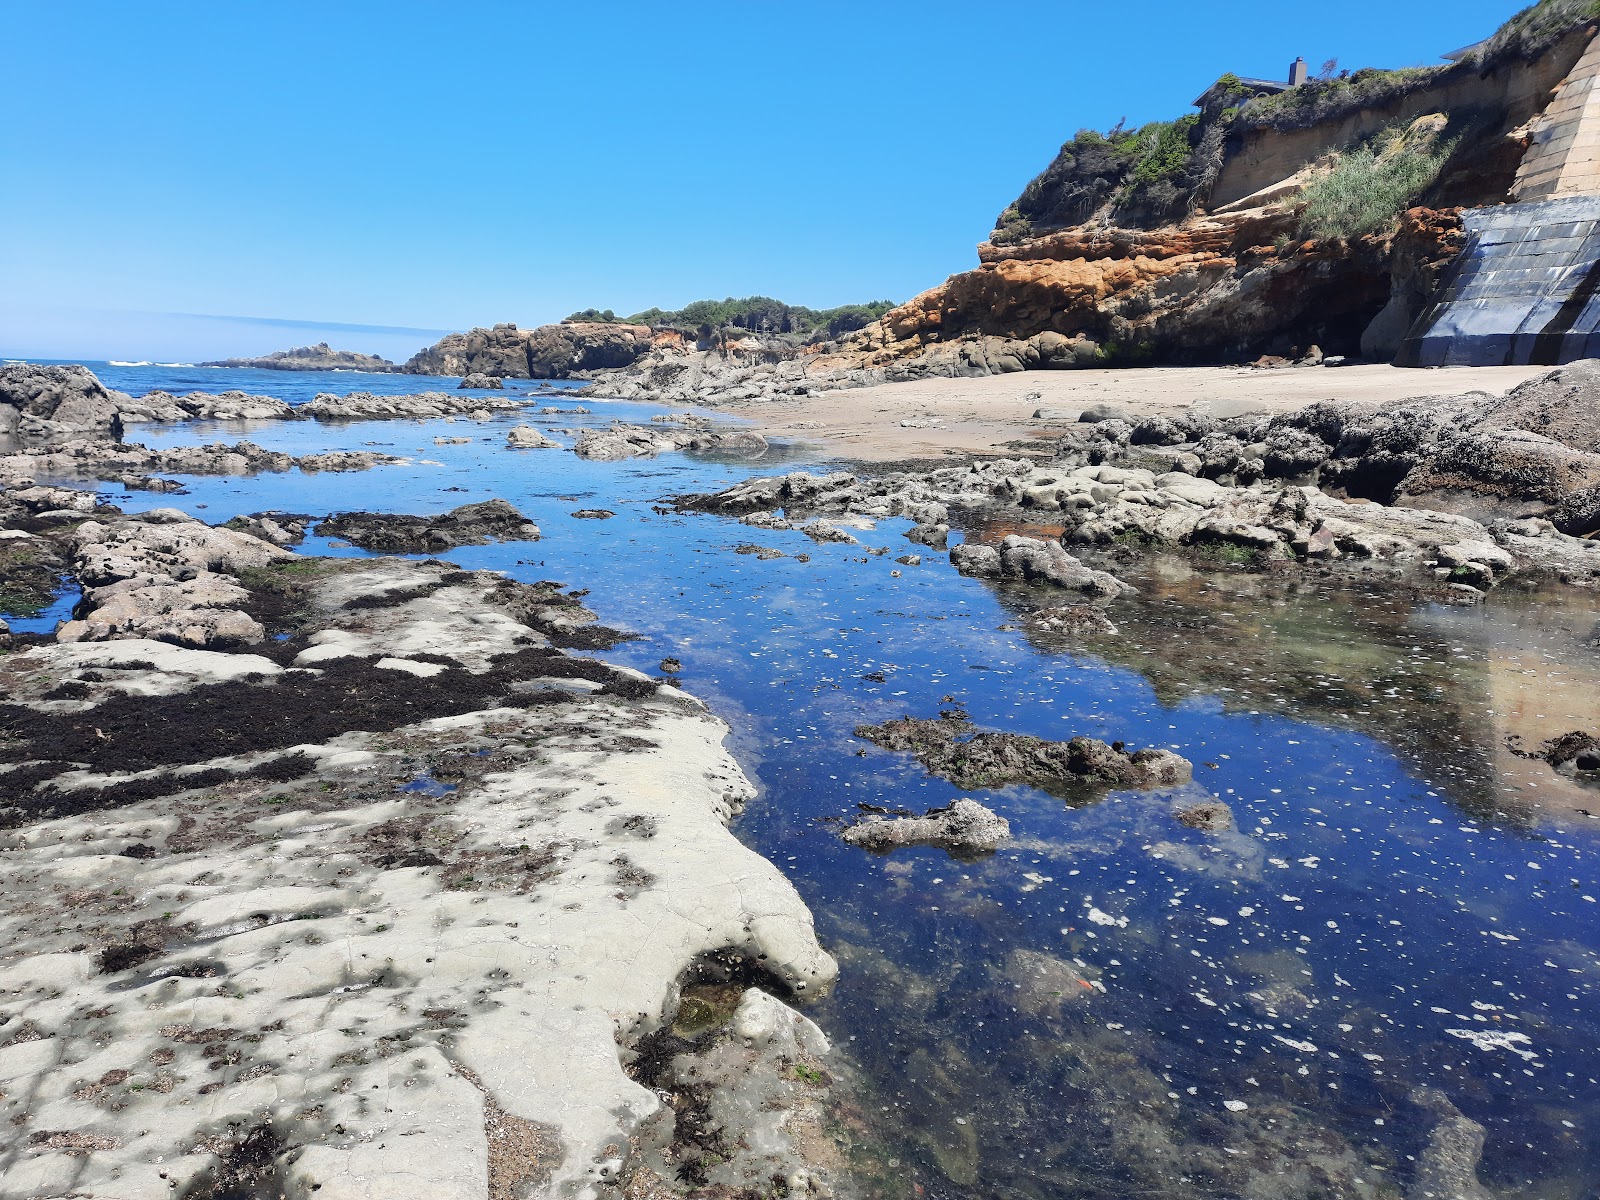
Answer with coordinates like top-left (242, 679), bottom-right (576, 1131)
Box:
top-left (1442, 39), bottom-right (1488, 61)
top-left (1193, 77), bottom-right (1291, 107)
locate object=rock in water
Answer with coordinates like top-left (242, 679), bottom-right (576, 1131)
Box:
top-left (506, 425), bottom-right (559, 448)
top-left (1174, 799), bottom-right (1235, 832)
top-left (1406, 1087), bottom-right (1493, 1200)
top-left (1518, 729), bottom-right (1600, 775)
top-left (315, 500), bottom-right (541, 553)
top-left (117, 389), bottom-right (297, 422)
top-left (0, 363), bottom-right (127, 447)
top-left (198, 342), bottom-right (399, 372)
top-left (841, 798), bottom-right (1010, 855)
top-left (951, 536), bottom-right (1131, 597)
top-left (457, 372), bottom-right (504, 390)
top-left (856, 712), bottom-right (1192, 793)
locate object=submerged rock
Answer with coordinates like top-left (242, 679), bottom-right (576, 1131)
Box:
top-left (317, 499), bottom-right (540, 554)
top-left (622, 987), bottom-right (851, 1196)
top-left (1406, 1087), bottom-right (1493, 1200)
top-left (856, 713), bottom-right (1192, 793)
top-left (841, 798), bottom-right (1010, 855)
top-left (1174, 799), bottom-right (1235, 832)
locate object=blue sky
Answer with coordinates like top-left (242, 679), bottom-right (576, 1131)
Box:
top-left (2, 0), bottom-right (1525, 361)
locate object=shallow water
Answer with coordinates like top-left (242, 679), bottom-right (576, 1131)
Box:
top-left (25, 366), bottom-right (1600, 1198)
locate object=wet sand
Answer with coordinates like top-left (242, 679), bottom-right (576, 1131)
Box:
top-left (734, 363), bottom-right (1550, 461)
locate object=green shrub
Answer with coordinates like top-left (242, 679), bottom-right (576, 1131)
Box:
top-left (1127, 115), bottom-right (1201, 186)
top-left (1297, 125), bottom-right (1456, 240)
top-left (563, 308), bottom-right (616, 323)
top-left (1480, 0), bottom-right (1600, 64)
top-left (1244, 66), bottom-right (1448, 132)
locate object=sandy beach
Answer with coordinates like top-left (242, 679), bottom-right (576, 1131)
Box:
top-left (733, 362), bottom-right (1551, 461)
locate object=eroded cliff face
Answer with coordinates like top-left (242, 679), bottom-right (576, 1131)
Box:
top-left (404, 321), bottom-right (655, 379)
top-left (839, 207), bottom-right (1462, 374)
top-left (842, 22), bottom-right (1595, 374)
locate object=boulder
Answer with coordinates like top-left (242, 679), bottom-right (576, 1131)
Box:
top-left (840, 798), bottom-right (1010, 855)
top-left (506, 425), bottom-right (558, 449)
top-left (1553, 485), bottom-right (1600, 537)
top-left (1078, 403), bottom-right (1132, 424)
top-left (0, 363), bottom-right (127, 447)
top-left (1465, 359), bottom-right (1600, 453)
top-left (950, 542), bottom-right (1000, 577)
top-left (457, 372), bottom-right (504, 390)
top-left (997, 535), bottom-right (1132, 597)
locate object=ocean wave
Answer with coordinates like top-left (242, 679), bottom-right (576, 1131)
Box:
top-left (109, 360), bottom-right (152, 366)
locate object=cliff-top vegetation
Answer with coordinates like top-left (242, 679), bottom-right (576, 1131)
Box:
top-left (991, 0), bottom-right (1600, 243)
top-left (566, 297), bottom-right (897, 339)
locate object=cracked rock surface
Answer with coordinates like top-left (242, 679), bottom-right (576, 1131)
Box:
top-left (0, 508), bottom-right (838, 1200)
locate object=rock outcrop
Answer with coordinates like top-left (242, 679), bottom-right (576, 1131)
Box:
top-left (840, 798), bottom-right (1011, 855)
top-left (573, 422), bottom-right (768, 461)
top-left (950, 533), bottom-right (1133, 597)
top-left (0, 439), bottom-right (405, 493)
top-left (677, 388), bottom-right (1600, 592)
top-left (117, 389), bottom-right (297, 423)
top-left (457, 371), bottom-right (504, 389)
top-left (58, 508), bottom-right (292, 647)
top-left (316, 500), bottom-right (541, 554)
top-left (0, 363), bottom-right (127, 448)
top-left (197, 342), bottom-right (400, 372)
top-left (855, 713), bottom-right (1193, 793)
top-left (297, 389), bottom-right (527, 420)
top-left (0, 540), bottom-right (838, 1199)
top-left (404, 321), bottom-right (655, 379)
top-left (506, 424), bottom-right (560, 448)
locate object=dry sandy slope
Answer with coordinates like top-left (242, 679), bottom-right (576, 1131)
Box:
top-left (733, 364), bottom-right (1549, 462)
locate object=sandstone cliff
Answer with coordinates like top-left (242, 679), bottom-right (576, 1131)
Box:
top-left (841, 12), bottom-right (1598, 374)
top-left (199, 342), bottom-right (399, 372)
top-left (403, 321), bottom-right (654, 379)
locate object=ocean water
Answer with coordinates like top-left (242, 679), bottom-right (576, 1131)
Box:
top-left (33, 359), bottom-right (585, 407)
top-left (8, 364), bottom-right (1600, 1198)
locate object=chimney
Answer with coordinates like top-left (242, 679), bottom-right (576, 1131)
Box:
top-left (1289, 56), bottom-right (1309, 86)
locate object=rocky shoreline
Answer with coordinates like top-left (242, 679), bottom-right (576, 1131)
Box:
top-left (2, 353), bottom-right (1591, 1200)
top-left (676, 361), bottom-right (1600, 601)
top-left (0, 499), bottom-right (847, 1199)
